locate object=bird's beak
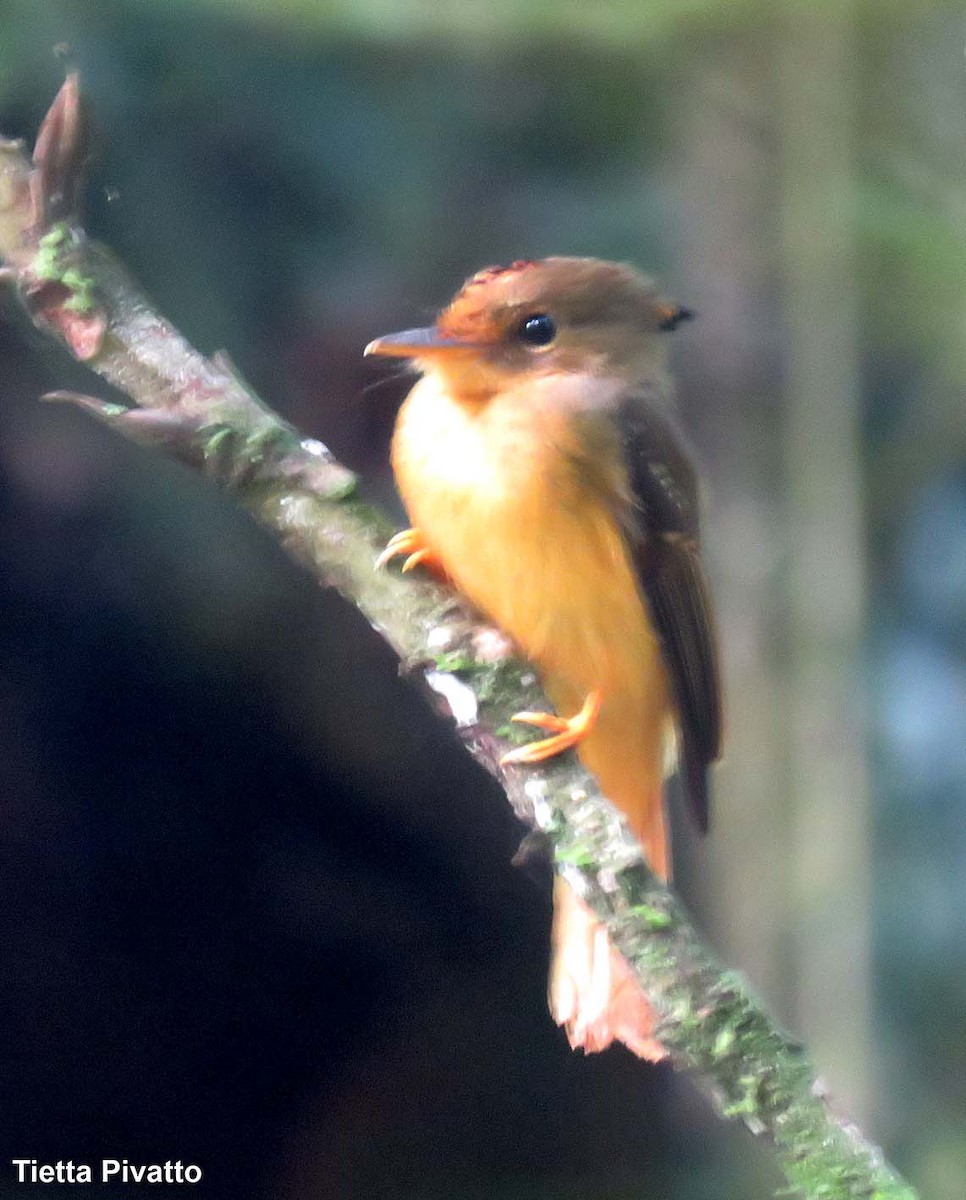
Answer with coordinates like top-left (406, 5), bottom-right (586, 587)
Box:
top-left (364, 326), bottom-right (477, 358)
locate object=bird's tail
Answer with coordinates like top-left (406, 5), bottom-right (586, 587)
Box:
top-left (548, 877), bottom-right (666, 1061)
top-left (547, 710), bottom-right (670, 1059)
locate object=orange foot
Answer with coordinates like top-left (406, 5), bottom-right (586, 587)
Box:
top-left (375, 528), bottom-right (449, 582)
top-left (500, 689), bottom-right (603, 766)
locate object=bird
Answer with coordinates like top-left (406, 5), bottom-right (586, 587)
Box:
top-left (365, 257), bottom-right (722, 1059)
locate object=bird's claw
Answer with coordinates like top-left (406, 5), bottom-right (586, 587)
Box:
top-left (500, 689), bottom-right (603, 766)
top-left (376, 527), bottom-right (447, 578)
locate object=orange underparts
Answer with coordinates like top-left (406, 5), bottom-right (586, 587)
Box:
top-left (501, 688), bottom-right (603, 766)
top-left (378, 527), bottom-right (603, 771)
top-left (376, 527), bottom-right (450, 582)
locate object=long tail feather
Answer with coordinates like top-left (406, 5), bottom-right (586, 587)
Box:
top-left (548, 877), bottom-right (666, 1061)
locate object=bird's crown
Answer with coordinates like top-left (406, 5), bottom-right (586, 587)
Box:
top-left (437, 256), bottom-right (692, 344)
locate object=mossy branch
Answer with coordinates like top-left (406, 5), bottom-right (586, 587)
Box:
top-left (0, 78), bottom-right (918, 1200)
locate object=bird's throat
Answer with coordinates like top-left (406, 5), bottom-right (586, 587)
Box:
top-left (418, 356), bottom-right (501, 407)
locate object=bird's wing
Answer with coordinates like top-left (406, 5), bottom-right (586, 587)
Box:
top-left (609, 390), bottom-right (723, 833)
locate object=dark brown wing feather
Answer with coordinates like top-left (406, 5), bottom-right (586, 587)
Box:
top-left (613, 390), bottom-right (722, 833)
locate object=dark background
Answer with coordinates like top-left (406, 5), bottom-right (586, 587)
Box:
top-left (0, 2), bottom-right (963, 1197)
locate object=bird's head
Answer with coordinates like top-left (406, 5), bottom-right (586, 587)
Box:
top-left (365, 257), bottom-right (693, 401)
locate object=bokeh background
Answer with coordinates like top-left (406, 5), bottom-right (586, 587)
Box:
top-left (0, 2), bottom-right (963, 1197)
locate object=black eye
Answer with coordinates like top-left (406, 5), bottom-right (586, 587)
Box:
top-left (657, 305), bottom-right (695, 333)
top-left (518, 313), bottom-right (557, 346)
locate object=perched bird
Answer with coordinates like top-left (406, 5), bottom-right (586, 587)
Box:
top-left (366, 257), bottom-right (722, 1058)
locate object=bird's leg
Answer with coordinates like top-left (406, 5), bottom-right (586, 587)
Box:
top-left (375, 527), bottom-right (450, 581)
top-left (501, 688), bottom-right (603, 765)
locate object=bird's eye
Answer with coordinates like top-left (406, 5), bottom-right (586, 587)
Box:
top-left (518, 313), bottom-right (557, 347)
top-left (657, 305), bottom-right (695, 333)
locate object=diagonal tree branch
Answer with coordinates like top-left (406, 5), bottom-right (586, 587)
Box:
top-left (0, 77), bottom-right (918, 1200)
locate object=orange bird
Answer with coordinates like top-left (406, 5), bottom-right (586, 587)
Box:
top-left (366, 257), bottom-right (722, 1059)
